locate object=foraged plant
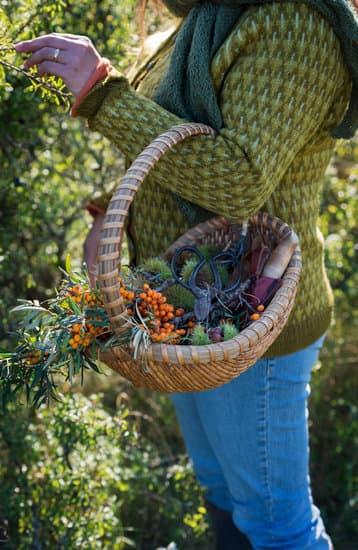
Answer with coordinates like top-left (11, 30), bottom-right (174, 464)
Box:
top-left (0, 257), bottom-right (191, 407)
top-left (0, 258), bottom-right (112, 407)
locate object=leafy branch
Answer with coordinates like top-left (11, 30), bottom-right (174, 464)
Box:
top-left (0, 264), bottom-right (110, 409)
top-left (0, 44), bottom-right (71, 108)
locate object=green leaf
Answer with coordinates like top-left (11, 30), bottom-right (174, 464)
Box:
top-left (65, 253), bottom-right (72, 273)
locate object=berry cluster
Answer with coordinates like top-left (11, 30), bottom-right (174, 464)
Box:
top-left (61, 279), bottom-right (267, 351)
top-left (63, 284), bottom-right (110, 350)
top-left (121, 282), bottom-right (191, 343)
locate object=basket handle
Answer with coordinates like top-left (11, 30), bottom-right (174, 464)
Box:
top-left (96, 122), bottom-right (216, 333)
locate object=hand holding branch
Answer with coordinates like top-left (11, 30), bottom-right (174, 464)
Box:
top-left (15, 33), bottom-right (104, 98)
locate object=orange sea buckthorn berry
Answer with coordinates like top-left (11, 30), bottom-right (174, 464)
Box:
top-left (250, 313), bottom-right (260, 321)
top-left (25, 351), bottom-right (41, 365)
top-left (257, 304), bottom-right (265, 312)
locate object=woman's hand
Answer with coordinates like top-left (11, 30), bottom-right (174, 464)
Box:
top-left (15, 33), bottom-right (103, 98)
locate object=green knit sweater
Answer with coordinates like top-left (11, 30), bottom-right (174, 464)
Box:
top-left (156, 0), bottom-right (358, 139)
top-left (77, 2), bottom-right (351, 356)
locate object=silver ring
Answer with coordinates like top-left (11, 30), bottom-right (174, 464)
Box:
top-left (52, 48), bottom-right (61, 62)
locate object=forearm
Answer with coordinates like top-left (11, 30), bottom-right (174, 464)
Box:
top-left (76, 75), bottom-right (275, 221)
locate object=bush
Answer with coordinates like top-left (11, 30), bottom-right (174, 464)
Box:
top-left (0, 390), bottom-right (209, 549)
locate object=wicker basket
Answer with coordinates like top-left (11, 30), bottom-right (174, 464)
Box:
top-left (96, 123), bottom-right (301, 392)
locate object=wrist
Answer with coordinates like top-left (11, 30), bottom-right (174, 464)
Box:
top-left (71, 58), bottom-right (113, 117)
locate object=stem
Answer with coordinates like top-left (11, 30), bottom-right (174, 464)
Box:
top-left (0, 46), bottom-right (16, 52)
top-left (0, 58), bottom-right (71, 101)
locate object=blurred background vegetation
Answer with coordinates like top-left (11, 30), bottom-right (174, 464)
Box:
top-left (0, 1), bottom-right (356, 548)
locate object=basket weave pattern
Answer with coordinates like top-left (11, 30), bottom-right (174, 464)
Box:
top-left (96, 124), bottom-right (301, 392)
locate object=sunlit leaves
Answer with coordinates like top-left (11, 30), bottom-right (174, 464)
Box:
top-left (0, 391), bottom-right (207, 548)
top-left (0, 0), bottom-right (137, 350)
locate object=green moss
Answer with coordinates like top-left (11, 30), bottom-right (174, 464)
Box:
top-left (181, 255), bottom-right (228, 288)
top-left (140, 257), bottom-right (173, 280)
top-left (181, 258), bottom-right (203, 283)
top-left (190, 325), bottom-right (212, 345)
top-left (222, 322), bottom-right (239, 341)
top-left (164, 284), bottom-right (195, 310)
top-left (198, 244), bottom-right (220, 259)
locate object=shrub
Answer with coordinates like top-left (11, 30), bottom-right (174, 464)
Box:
top-left (0, 391), bottom-right (209, 549)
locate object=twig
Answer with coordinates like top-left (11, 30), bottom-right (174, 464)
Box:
top-left (0, 46), bottom-right (16, 52)
top-left (0, 57), bottom-right (71, 101)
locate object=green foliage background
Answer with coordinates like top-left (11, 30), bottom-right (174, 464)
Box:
top-left (0, 1), bottom-right (357, 548)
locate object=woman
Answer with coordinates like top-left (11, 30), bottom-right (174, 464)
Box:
top-left (15, 1), bottom-right (358, 548)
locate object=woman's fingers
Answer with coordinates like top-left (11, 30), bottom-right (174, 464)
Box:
top-left (23, 46), bottom-right (65, 69)
top-left (15, 33), bottom-right (102, 97)
top-left (36, 60), bottom-right (68, 80)
top-left (15, 33), bottom-right (91, 52)
top-left (15, 34), bottom-right (68, 53)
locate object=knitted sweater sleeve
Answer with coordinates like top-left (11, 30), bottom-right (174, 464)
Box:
top-left (76, 3), bottom-right (348, 221)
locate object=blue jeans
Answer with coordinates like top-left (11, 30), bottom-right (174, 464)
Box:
top-left (170, 337), bottom-right (332, 549)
